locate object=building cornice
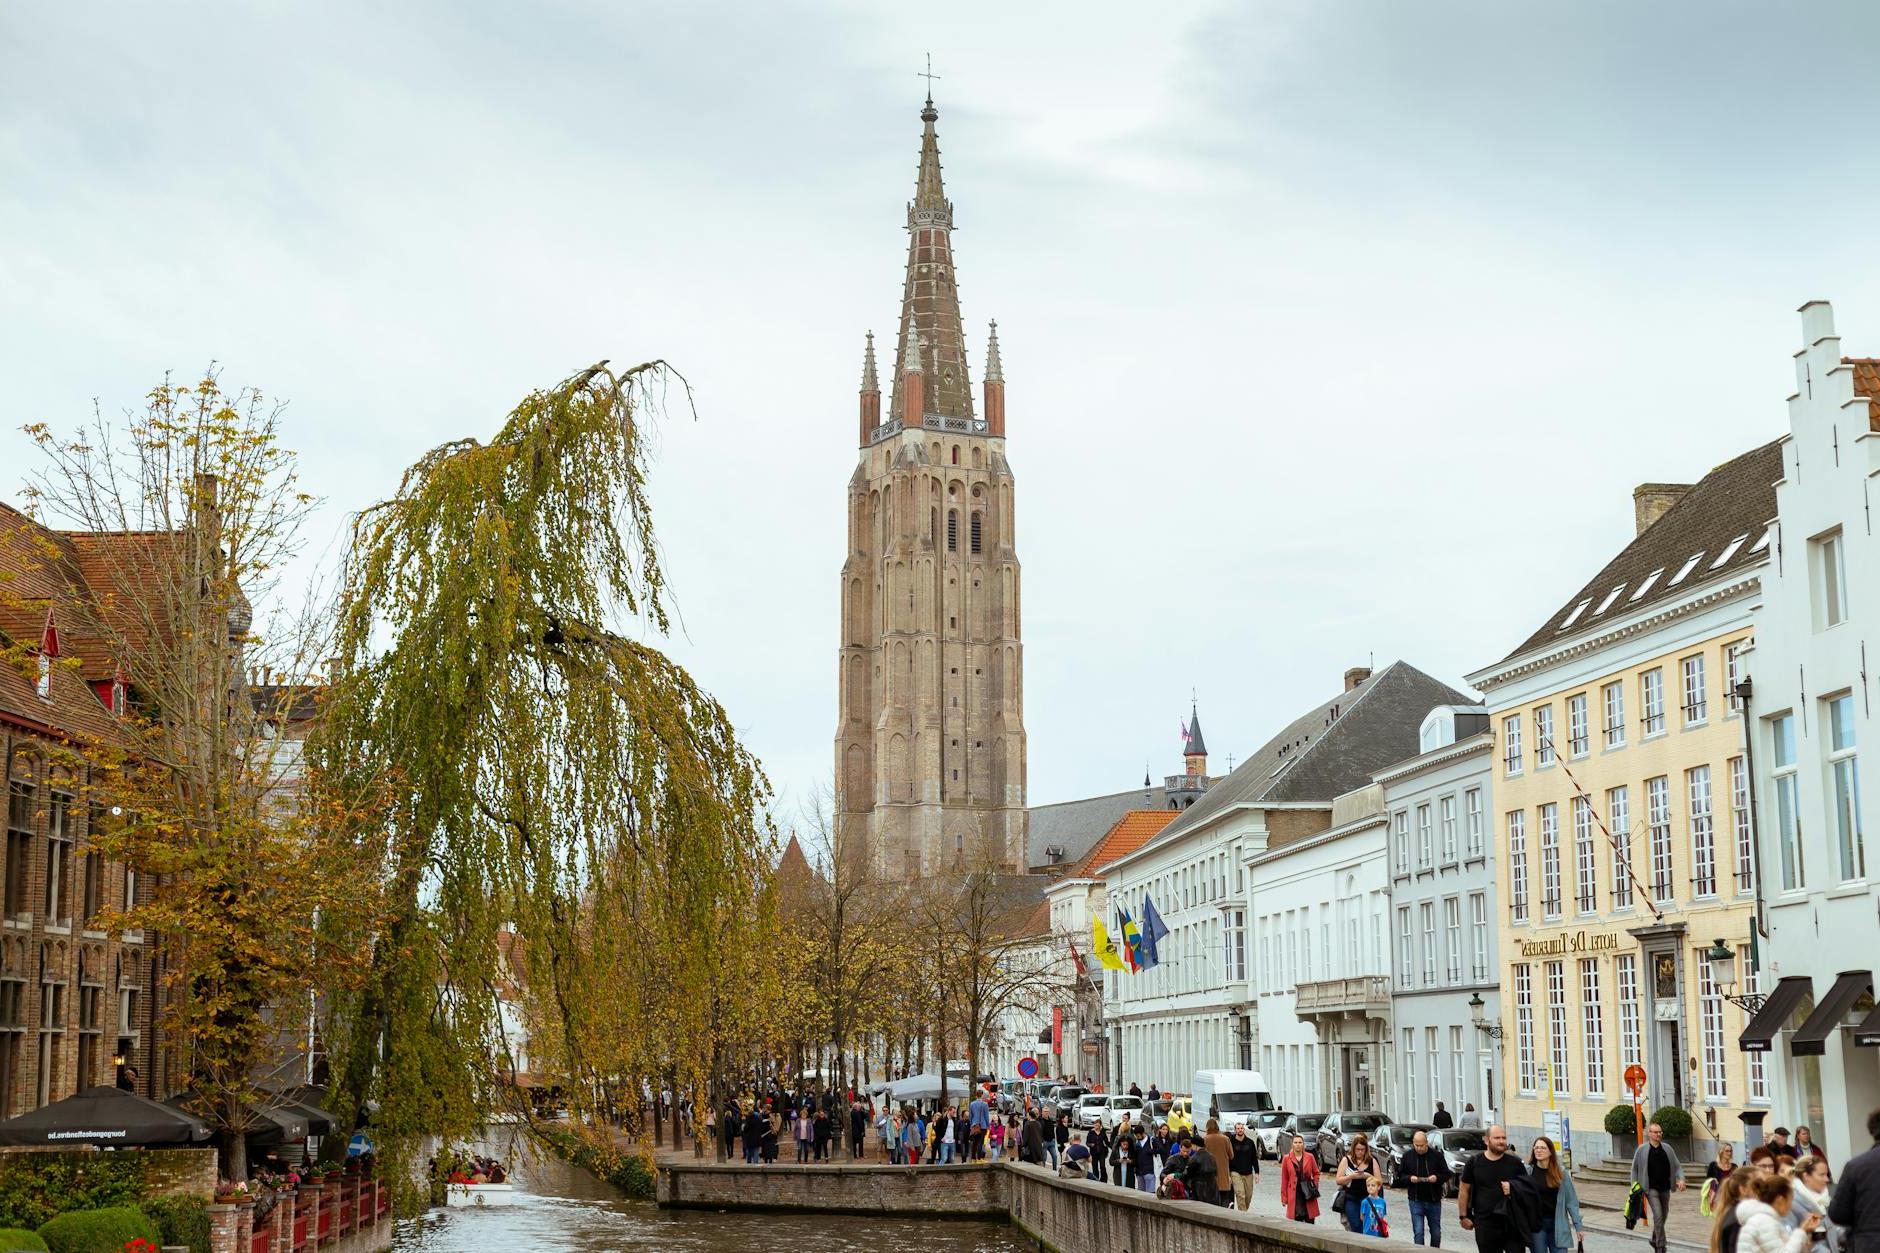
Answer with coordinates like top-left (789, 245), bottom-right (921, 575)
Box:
top-left (1370, 732), bottom-right (1493, 787)
top-left (1102, 801), bottom-right (1330, 877)
top-left (1468, 568), bottom-right (1762, 692)
top-left (1246, 813), bottom-right (1387, 870)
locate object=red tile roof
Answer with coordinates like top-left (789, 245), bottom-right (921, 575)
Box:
top-left (1076, 810), bottom-right (1180, 878)
top-left (1846, 358), bottom-right (1880, 431)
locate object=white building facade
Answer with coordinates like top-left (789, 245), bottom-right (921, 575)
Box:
top-left (1379, 712), bottom-right (1500, 1126)
top-left (1741, 301), bottom-right (1880, 1156)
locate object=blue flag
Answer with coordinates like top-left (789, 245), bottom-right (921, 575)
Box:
top-left (1141, 894), bottom-right (1170, 966)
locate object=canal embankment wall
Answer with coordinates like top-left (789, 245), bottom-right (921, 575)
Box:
top-left (659, 1159), bottom-right (1385, 1253)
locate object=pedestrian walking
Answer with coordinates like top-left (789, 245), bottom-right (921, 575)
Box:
top-left (1789, 1155), bottom-right (1836, 1252)
top-left (969, 1091), bottom-right (990, 1162)
top-left (741, 1106), bottom-right (764, 1165)
top-left (1229, 1123), bottom-right (1261, 1211)
top-left (849, 1101), bottom-right (867, 1159)
top-left (1088, 1123), bottom-right (1110, 1184)
top-left (1527, 1136), bottom-right (1583, 1253)
top-left (1183, 1132), bottom-right (1223, 1205)
top-left (1739, 1173), bottom-right (1821, 1253)
top-left (1132, 1130), bottom-right (1160, 1194)
top-left (1711, 1166), bottom-right (1758, 1253)
top-left (1459, 1124), bottom-right (1535, 1253)
top-left (1434, 1102), bottom-right (1455, 1129)
top-left (1396, 1127), bottom-right (1452, 1247)
top-left (794, 1106), bottom-right (815, 1163)
top-left (987, 1115), bottom-right (1005, 1162)
top-left (1053, 1112), bottom-right (1069, 1169)
top-left (1282, 1133), bottom-right (1322, 1223)
top-left (1633, 1120), bottom-right (1690, 1253)
top-left (1361, 1176), bottom-right (1391, 1237)
top-left (1021, 1112), bottom-right (1046, 1166)
top-left (1336, 1133), bottom-right (1386, 1231)
top-left (1827, 1109), bottom-right (1880, 1253)
top-left (1460, 1104), bottom-right (1484, 1129)
top-left (1204, 1118), bottom-right (1234, 1208)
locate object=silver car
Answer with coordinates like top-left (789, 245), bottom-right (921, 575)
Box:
top-left (1075, 1093), bottom-right (1109, 1129)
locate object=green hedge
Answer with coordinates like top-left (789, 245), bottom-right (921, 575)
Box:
top-left (34, 1207), bottom-right (159, 1253)
top-left (1651, 1106), bottom-right (1694, 1139)
top-left (144, 1195), bottom-right (209, 1253)
top-left (0, 1229), bottom-right (47, 1252)
top-left (539, 1128), bottom-right (655, 1201)
top-left (1605, 1104), bottom-right (1640, 1137)
top-left (0, 1156), bottom-right (143, 1232)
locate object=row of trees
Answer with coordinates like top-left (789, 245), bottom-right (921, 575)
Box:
top-left (9, 358), bottom-right (1070, 1192)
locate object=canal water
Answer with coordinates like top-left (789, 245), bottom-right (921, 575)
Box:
top-left (390, 1142), bottom-right (1026, 1252)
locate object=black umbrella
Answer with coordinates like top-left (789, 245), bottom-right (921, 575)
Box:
top-left (271, 1085), bottom-right (335, 1137)
top-left (0, 1086), bottom-right (210, 1147)
top-left (161, 1096), bottom-right (310, 1146)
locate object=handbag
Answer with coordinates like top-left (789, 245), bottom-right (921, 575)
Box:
top-left (1331, 1184), bottom-right (1349, 1215)
top-left (1297, 1166), bottom-right (1321, 1202)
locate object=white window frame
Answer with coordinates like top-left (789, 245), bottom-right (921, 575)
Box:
top-left (1725, 642), bottom-right (1745, 717)
top-left (1689, 764), bottom-right (1716, 898)
top-left (1816, 528), bottom-right (1849, 628)
top-left (1641, 668), bottom-right (1666, 737)
top-left (1609, 785), bottom-right (1634, 910)
top-left (1440, 795), bottom-right (1458, 863)
top-left (1469, 893), bottom-right (1488, 980)
top-left (1617, 953), bottom-right (1642, 1073)
top-left (1398, 906), bottom-right (1414, 986)
top-left (1828, 693), bottom-right (1865, 881)
top-left (1444, 896), bottom-right (1462, 983)
top-left (1404, 1027), bottom-right (1417, 1118)
top-left (1417, 803), bottom-right (1434, 870)
top-left (1508, 810), bottom-right (1530, 924)
top-left (1393, 810), bottom-right (1410, 877)
top-left (1451, 1026), bottom-right (1467, 1115)
top-left (1647, 776), bottom-right (1673, 903)
top-left (1772, 713), bottom-right (1805, 891)
top-left (1573, 795), bottom-right (1597, 914)
top-left (1504, 714), bottom-right (1524, 776)
top-left (1730, 756), bottom-right (1754, 894)
top-left (1514, 963), bottom-right (1536, 1095)
top-left (1420, 901), bottom-right (1436, 984)
top-left (1681, 653), bottom-right (1708, 726)
top-left (1580, 958), bottom-right (1605, 1097)
top-left (1465, 788), bottom-right (1484, 858)
top-left (1535, 704), bottom-right (1557, 767)
top-left (1567, 692), bottom-right (1590, 757)
top-left (1539, 802), bottom-right (1562, 920)
top-left (1603, 680), bottom-right (1627, 749)
top-left (1699, 948), bottom-right (1728, 1101)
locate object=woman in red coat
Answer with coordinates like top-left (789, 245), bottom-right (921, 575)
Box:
top-left (1280, 1133), bottom-right (1322, 1223)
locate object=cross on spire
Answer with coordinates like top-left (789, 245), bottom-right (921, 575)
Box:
top-left (918, 53), bottom-right (941, 104)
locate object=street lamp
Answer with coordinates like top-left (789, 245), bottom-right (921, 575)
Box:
top-left (1469, 992), bottom-right (1504, 1040)
top-left (1705, 938), bottom-right (1766, 1013)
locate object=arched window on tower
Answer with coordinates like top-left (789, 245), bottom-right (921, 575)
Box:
top-left (946, 510), bottom-right (958, 552)
top-left (951, 445), bottom-right (960, 465)
top-left (970, 512), bottom-right (983, 554)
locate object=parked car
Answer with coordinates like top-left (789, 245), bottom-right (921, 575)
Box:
top-left (1428, 1127), bottom-right (1488, 1197)
top-left (1282, 1112), bottom-right (1327, 1156)
top-left (1246, 1109), bottom-right (1292, 1158)
top-left (1075, 1093), bottom-right (1110, 1128)
top-left (1143, 1097), bottom-right (1170, 1130)
top-left (997, 1079), bottom-right (1024, 1113)
top-left (1375, 1122), bottom-right (1434, 1177)
top-left (1037, 1083), bottom-right (1061, 1111)
top-left (1052, 1085), bottom-right (1089, 1118)
top-left (1315, 1111), bottom-right (1393, 1170)
top-left (1101, 1094), bottom-right (1145, 1131)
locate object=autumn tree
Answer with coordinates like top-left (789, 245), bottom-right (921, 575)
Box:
top-left (312, 361), bottom-right (780, 1190)
top-left (10, 374), bottom-right (372, 1176)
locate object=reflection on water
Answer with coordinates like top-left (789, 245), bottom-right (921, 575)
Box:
top-left (391, 1140), bottom-right (1026, 1253)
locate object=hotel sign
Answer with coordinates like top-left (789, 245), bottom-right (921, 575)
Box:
top-left (1518, 930), bottom-right (1621, 958)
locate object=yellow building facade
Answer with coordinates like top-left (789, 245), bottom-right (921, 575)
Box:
top-left (1470, 450), bottom-right (1782, 1161)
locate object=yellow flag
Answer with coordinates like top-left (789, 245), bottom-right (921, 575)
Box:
top-left (1092, 918), bottom-right (1126, 971)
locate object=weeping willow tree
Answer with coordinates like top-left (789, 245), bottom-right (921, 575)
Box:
top-left (311, 361), bottom-right (777, 1190)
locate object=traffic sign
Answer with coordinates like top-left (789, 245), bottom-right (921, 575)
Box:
top-left (1016, 1056), bottom-right (1038, 1079)
top-left (1623, 1064), bottom-right (1646, 1095)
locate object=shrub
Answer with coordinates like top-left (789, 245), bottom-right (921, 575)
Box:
top-left (1650, 1106), bottom-right (1694, 1140)
top-left (142, 1195), bottom-right (209, 1253)
top-left (1605, 1104), bottom-right (1641, 1137)
top-left (539, 1129), bottom-right (656, 1201)
top-left (34, 1207), bottom-right (159, 1253)
top-left (0, 1229), bottom-right (47, 1252)
top-left (0, 1157), bottom-right (143, 1232)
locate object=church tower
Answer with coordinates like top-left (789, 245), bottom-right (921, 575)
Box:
top-left (835, 92), bottom-right (1027, 879)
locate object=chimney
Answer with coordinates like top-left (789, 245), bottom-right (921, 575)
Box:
top-left (1344, 666), bottom-right (1372, 692)
top-left (1632, 483), bottom-right (1692, 536)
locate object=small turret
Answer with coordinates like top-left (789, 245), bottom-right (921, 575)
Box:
top-left (984, 320), bottom-right (1006, 437)
top-left (859, 331), bottom-right (881, 445)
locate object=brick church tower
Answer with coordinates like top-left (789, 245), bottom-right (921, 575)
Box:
top-left (834, 92), bottom-right (1027, 879)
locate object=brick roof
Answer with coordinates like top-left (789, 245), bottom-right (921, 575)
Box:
top-left (1076, 810), bottom-right (1179, 877)
top-left (1501, 440), bottom-right (1782, 662)
top-left (1846, 358), bottom-right (1880, 430)
top-left (0, 507), bottom-right (133, 743)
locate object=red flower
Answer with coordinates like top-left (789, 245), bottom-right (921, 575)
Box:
top-left (124, 1240), bottom-right (159, 1253)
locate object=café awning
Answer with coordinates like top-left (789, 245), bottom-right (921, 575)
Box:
top-left (1792, 970), bottom-right (1873, 1057)
top-left (1852, 1001), bottom-right (1880, 1048)
top-left (1739, 975), bottom-right (1813, 1053)
top-left (0, 1086), bottom-right (211, 1147)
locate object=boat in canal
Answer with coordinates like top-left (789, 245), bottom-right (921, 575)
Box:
top-left (445, 1180), bottom-right (519, 1207)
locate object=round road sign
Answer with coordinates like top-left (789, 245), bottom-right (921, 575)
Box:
top-left (1016, 1056), bottom-right (1038, 1080)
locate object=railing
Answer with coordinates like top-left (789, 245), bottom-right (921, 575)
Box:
top-left (250, 1221), bottom-right (271, 1253)
top-left (292, 1213), bottom-right (307, 1250)
top-left (1294, 975), bottom-right (1390, 1014)
top-left (867, 412), bottom-right (990, 445)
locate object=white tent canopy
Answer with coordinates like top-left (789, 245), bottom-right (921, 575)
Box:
top-left (869, 1073), bottom-right (948, 1102)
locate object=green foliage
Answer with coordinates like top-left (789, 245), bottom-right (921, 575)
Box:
top-left (143, 1195), bottom-right (208, 1253)
top-left (1651, 1106), bottom-right (1694, 1139)
top-left (0, 1156), bottom-right (143, 1232)
top-left (539, 1127), bottom-right (655, 1201)
top-left (0, 1229), bottom-right (47, 1252)
top-left (34, 1207), bottom-right (158, 1253)
top-left (1605, 1104), bottom-right (1641, 1137)
top-left (316, 360), bottom-right (780, 1178)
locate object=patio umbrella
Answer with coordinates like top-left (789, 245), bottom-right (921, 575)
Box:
top-left (0, 1086), bottom-right (210, 1147)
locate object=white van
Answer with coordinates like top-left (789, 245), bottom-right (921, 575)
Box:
top-left (1192, 1068), bottom-right (1275, 1133)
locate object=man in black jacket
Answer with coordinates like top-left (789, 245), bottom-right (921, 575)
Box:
top-left (1458, 1125), bottom-right (1534, 1253)
top-left (1829, 1108), bottom-right (1880, 1253)
top-left (1432, 1101), bottom-right (1455, 1129)
top-left (1228, 1124), bottom-right (1261, 1211)
top-left (1395, 1128), bottom-right (1453, 1247)
top-left (1182, 1134), bottom-right (1222, 1205)
top-left (1019, 1113), bottom-right (1047, 1165)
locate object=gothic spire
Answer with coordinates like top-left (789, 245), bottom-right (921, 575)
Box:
top-left (860, 330), bottom-right (879, 392)
top-left (1184, 702), bottom-right (1208, 758)
top-left (984, 319), bottom-right (1003, 383)
top-left (890, 95), bottom-right (974, 425)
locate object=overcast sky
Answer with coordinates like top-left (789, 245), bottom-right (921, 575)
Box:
top-left (6, 1), bottom-right (1880, 824)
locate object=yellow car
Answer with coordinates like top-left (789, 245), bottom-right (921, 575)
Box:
top-left (1158, 1096), bottom-right (1194, 1137)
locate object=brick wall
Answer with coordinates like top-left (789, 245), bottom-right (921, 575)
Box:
top-left (658, 1161), bottom-right (1007, 1216)
top-left (0, 1145), bottom-right (216, 1202)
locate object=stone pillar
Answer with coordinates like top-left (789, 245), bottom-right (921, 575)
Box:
top-left (339, 1171), bottom-right (357, 1235)
top-left (319, 1175), bottom-right (343, 1245)
top-left (234, 1198), bottom-right (254, 1252)
top-left (296, 1183), bottom-right (321, 1251)
top-left (208, 1202), bottom-right (239, 1253)
top-left (272, 1191), bottom-right (293, 1253)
